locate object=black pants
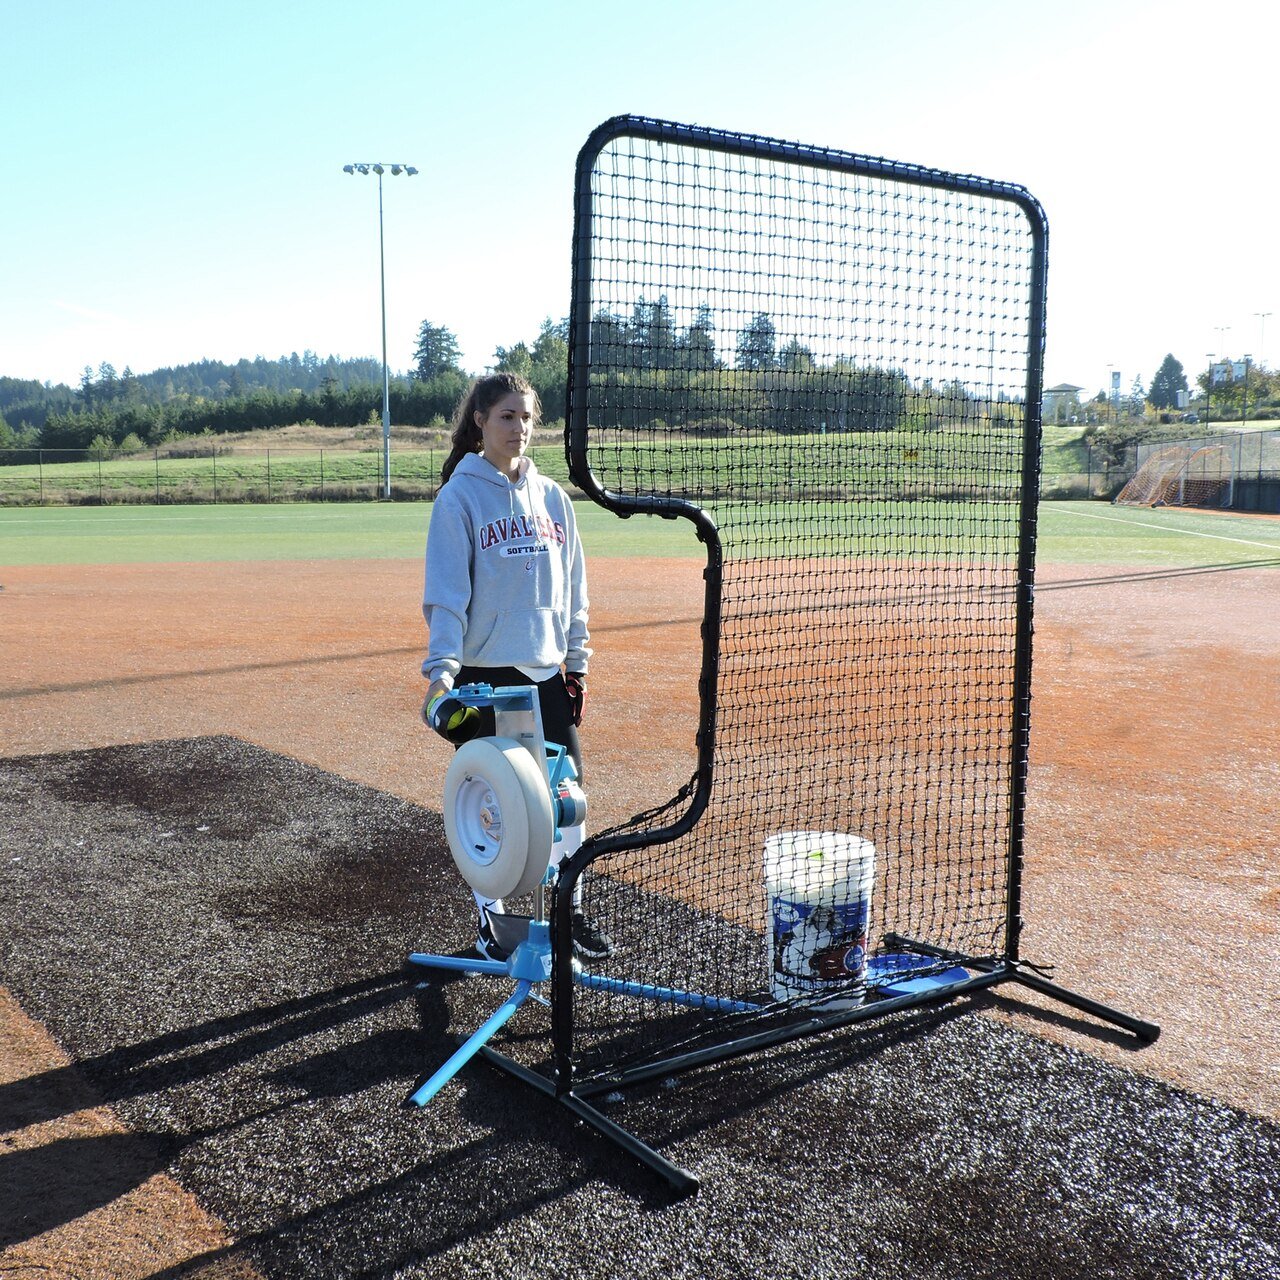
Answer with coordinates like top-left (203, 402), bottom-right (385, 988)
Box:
top-left (454, 665), bottom-right (583, 785)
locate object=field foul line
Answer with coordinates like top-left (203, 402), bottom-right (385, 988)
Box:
top-left (1063, 507), bottom-right (1280, 552)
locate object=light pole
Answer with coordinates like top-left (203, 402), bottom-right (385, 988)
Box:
top-left (1256, 312), bottom-right (1272, 365)
top-left (1210, 327), bottom-right (1233, 431)
top-left (1214, 325), bottom-right (1232, 361)
top-left (1205, 354), bottom-right (1215, 427)
top-left (344, 161), bottom-right (418, 499)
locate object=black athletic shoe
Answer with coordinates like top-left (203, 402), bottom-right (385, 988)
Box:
top-left (571, 912), bottom-right (614, 961)
top-left (475, 915), bottom-right (510, 963)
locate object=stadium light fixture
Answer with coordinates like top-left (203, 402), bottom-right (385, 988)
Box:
top-left (344, 160), bottom-right (418, 498)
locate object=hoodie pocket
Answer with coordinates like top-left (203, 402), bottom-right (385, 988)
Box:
top-left (470, 607), bottom-right (567, 667)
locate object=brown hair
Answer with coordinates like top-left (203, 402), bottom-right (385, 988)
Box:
top-left (440, 372), bottom-right (542, 484)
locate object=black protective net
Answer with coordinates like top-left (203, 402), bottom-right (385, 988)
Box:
top-left (560, 119), bottom-right (1045, 1086)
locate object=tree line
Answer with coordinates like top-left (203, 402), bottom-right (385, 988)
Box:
top-left (1, 352), bottom-right (382, 430)
top-left (1087, 353), bottom-right (1277, 424)
top-left (3, 299), bottom-right (1021, 455)
top-left (0, 322), bottom-right (574, 453)
top-left (8, 294), bottom-right (1279, 459)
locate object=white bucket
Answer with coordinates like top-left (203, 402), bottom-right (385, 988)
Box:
top-left (764, 831), bottom-right (876, 1009)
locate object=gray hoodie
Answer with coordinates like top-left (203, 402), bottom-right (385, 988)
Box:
top-left (421, 452), bottom-right (590, 688)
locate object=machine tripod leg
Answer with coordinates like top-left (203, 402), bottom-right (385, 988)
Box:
top-left (409, 979), bottom-right (534, 1107)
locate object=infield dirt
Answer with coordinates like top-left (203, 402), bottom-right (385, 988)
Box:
top-left (2, 554), bottom-right (1277, 1114)
top-left (2, 552), bottom-right (1278, 1274)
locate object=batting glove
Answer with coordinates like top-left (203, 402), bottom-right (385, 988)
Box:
top-left (423, 691), bottom-right (483, 745)
top-left (564, 671), bottom-right (586, 728)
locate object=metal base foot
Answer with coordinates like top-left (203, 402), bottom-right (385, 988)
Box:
top-left (480, 1047), bottom-right (700, 1197)
top-left (1006, 967), bottom-right (1161, 1043)
top-left (882, 933), bottom-right (1161, 1043)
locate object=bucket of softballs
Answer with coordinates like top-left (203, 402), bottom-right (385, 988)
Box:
top-left (764, 831), bottom-right (876, 1009)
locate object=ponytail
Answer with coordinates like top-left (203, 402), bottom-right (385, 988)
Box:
top-left (440, 394), bottom-right (482, 485)
top-left (440, 371), bottom-right (542, 484)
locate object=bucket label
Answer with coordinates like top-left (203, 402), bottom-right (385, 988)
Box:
top-left (770, 895), bottom-right (869, 999)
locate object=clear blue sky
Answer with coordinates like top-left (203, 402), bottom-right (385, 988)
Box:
top-left (3, 0), bottom-right (1275, 400)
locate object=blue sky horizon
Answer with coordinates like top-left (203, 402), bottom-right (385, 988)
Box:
top-left (3, 0), bottom-right (1276, 401)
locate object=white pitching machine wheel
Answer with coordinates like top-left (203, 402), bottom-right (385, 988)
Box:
top-left (442, 737), bottom-right (555, 899)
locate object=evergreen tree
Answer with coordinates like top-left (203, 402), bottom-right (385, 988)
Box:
top-left (493, 342), bottom-right (533, 379)
top-left (531, 317), bottom-right (569, 367)
top-left (779, 338), bottom-right (815, 371)
top-left (736, 312), bottom-right (777, 370)
top-left (1148, 354), bottom-right (1188, 409)
top-left (320, 374), bottom-right (342, 426)
top-left (589, 310), bottom-right (629, 358)
top-left (631, 296), bottom-right (677, 369)
top-left (1128, 376), bottom-right (1146, 416)
top-left (679, 304), bottom-right (718, 370)
top-left (530, 318), bottom-right (569, 422)
top-left (412, 321), bottom-right (462, 380)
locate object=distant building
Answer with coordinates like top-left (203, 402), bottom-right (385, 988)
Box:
top-left (1042, 383), bottom-right (1084, 423)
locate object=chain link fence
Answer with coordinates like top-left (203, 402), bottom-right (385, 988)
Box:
top-left (0, 444), bottom-right (585, 507)
top-left (1, 440), bottom-right (1131, 508)
top-left (1129, 428), bottom-right (1280, 512)
top-left (0, 446), bottom-right (446, 506)
top-left (1036, 439), bottom-right (1132, 501)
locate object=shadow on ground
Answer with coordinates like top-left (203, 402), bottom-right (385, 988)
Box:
top-left (2, 738), bottom-right (1277, 1280)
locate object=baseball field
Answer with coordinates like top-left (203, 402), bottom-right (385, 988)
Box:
top-left (2, 498), bottom-right (1278, 1278)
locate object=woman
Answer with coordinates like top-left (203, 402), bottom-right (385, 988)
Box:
top-left (421, 371), bottom-right (611, 963)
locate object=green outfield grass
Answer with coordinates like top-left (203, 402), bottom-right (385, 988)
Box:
top-left (3, 499), bottom-right (1279, 569)
top-left (0, 500), bottom-right (703, 564)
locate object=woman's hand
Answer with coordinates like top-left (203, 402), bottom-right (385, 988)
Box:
top-left (422, 680), bottom-right (483, 744)
top-left (564, 671), bottom-right (586, 727)
top-left (421, 679), bottom-right (450, 725)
